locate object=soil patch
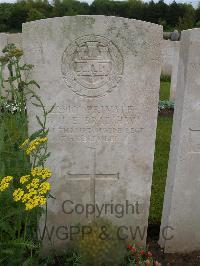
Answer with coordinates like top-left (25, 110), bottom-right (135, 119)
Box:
top-left (147, 223), bottom-right (200, 265)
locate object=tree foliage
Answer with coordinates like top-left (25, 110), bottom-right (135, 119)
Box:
top-left (0, 0), bottom-right (199, 32)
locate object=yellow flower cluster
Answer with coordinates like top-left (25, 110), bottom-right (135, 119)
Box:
top-left (13, 180), bottom-right (50, 210)
top-left (8, 48), bottom-right (23, 58)
top-left (13, 188), bottom-right (24, 201)
top-left (12, 168), bottom-right (51, 211)
top-left (0, 176), bottom-right (13, 192)
top-left (0, 137), bottom-right (52, 212)
top-left (38, 182), bottom-right (51, 194)
top-left (26, 137), bottom-right (48, 155)
top-left (31, 167), bottom-right (52, 179)
top-left (26, 178), bottom-right (39, 190)
top-left (13, 187), bottom-right (47, 210)
top-left (19, 137), bottom-right (48, 155)
top-left (20, 175), bottom-right (30, 184)
top-left (25, 196), bottom-right (46, 211)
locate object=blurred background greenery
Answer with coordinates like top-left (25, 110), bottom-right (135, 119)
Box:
top-left (0, 0), bottom-right (200, 33)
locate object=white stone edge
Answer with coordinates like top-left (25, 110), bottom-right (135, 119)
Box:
top-left (22, 15), bottom-right (163, 30)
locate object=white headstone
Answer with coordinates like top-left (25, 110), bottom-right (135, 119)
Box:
top-left (8, 33), bottom-right (22, 48)
top-left (0, 33), bottom-right (7, 55)
top-left (170, 41), bottom-right (180, 101)
top-left (0, 34), bottom-right (8, 98)
top-left (22, 16), bottom-right (162, 251)
top-left (160, 28), bottom-right (200, 252)
top-left (161, 40), bottom-right (174, 75)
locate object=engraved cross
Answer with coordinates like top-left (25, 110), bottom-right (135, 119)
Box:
top-left (67, 147), bottom-right (119, 217)
top-left (189, 128), bottom-right (200, 132)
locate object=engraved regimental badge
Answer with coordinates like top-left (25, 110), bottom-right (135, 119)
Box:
top-left (61, 35), bottom-right (124, 98)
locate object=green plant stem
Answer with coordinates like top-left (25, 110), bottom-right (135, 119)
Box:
top-left (17, 206), bottom-right (22, 239)
top-left (23, 213), bottom-right (29, 241)
top-left (41, 201), bottom-right (48, 241)
top-left (0, 45), bottom-right (54, 260)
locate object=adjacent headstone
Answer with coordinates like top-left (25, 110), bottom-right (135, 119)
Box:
top-left (0, 34), bottom-right (8, 98)
top-left (7, 33), bottom-right (22, 48)
top-left (22, 16), bottom-right (162, 251)
top-left (161, 40), bottom-right (174, 75)
top-left (169, 41), bottom-right (180, 101)
top-left (160, 28), bottom-right (200, 253)
top-left (170, 30), bottom-right (180, 41)
top-left (0, 33), bottom-right (7, 55)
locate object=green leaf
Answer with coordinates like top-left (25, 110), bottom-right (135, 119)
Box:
top-left (29, 129), bottom-right (43, 141)
top-left (47, 103), bottom-right (56, 114)
top-left (20, 64), bottom-right (34, 71)
top-left (0, 221), bottom-right (15, 237)
top-left (7, 76), bottom-right (18, 82)
top-left (22, 257), bottom-right (39, 266)
top-left (37, 152), bottom-right (51, 165)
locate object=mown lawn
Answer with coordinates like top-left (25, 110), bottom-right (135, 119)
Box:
top-left (0, 81), bottom-right (173, 224)
top-left (149, 80), bottom-right (173, 223)
top-left (149, 116), bottom-right (173, 223)
top-left (159, 81), bottom-right (170, 101)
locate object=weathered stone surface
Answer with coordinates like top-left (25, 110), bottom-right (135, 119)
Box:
top-left (161, 40), bottom-right (173, 75)
top-left (0, 33), bottom-right (22, 53)
top-left (0, 34), bottom-right (8, 98)
top-left (160, 28), bottom-right (200, 253)
top-left (0, 33), bottom-right (7, 55)
top-left (170, 41), bottom-right (180, 101)
top-left (161, 39), bottom-right (180, 76)
top-left (8, 33), bottom-right (22, 48)
top-left (22, 16), bottom-right (162, 251)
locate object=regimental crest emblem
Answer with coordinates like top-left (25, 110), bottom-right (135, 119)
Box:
top-left (61, 35), bottom-right (124, 98)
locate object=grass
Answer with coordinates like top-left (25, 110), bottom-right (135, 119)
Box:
top-left (148, 80), bottom-right (173, 224)
top-left (159, 81), bottom-right (170, 101)
top-left (0, 81), bottom-right (173, 226)
top-left (160, 74), bottom-right (171, 83)
top-left (149, 116), bottom-right (173, 223)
